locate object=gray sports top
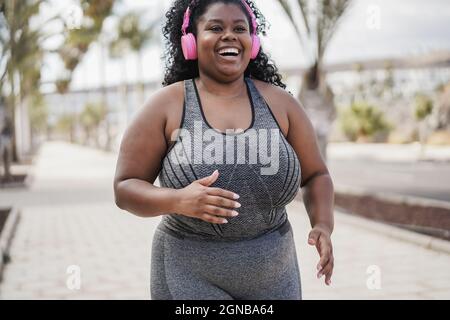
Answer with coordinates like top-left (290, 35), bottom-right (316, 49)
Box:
top-left (157, 77), bottom-right (301, 241)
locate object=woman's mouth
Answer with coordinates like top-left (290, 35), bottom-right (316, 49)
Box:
top-left (216, 47), bottom-right (241, 62)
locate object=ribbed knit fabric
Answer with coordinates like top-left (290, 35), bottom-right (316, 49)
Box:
top-left (151, 219), bottom-right (302, 300)
top-left (157, 77), bottom-right (301, 241)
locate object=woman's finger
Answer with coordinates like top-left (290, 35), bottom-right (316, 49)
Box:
top-left (199, 212), bottom-right (229, 224)
top-left (324, 267), bottom-right (334, 286)
top-left (317, 238), bottom-right (331, 271)
top-left (317, 253), bottom-right (330, 277)
top-left (206, 195), bottom-right (241, 210)
top-left (318, 257), bottom-right (334, 279)
top-left (308, 228), bottom-right (321, 246)
top-left (207, 187), bottom-right (240, 200)
top-left (203, 204), bottom-right (239, 218)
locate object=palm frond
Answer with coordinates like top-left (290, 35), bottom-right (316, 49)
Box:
top-left (296, 0), bottom-right (311, 35)
top-left (276, 0), bottom-right (303, 40)
top-left (317, 0), bottom-right (352, 59)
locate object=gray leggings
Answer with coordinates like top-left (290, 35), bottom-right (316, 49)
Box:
top-left (150, 220), bottom-right (302, 300)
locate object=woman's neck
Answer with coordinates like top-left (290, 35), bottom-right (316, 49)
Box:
top-left (196, 73), bottom-right (246, 99)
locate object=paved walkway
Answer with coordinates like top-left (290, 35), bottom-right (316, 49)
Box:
top-left (0, 141), bottom-right (449, 299)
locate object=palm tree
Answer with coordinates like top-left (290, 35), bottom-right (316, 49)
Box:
top-left (79, 101), bottom-right (105, 147)
top-left (0, 0), bottom-right (52, 162)
top-left (109, 30), bottom-right (130, 132)
top-left (414, 94), bottom-right (433, 158)
top-left (58, 0), bottom-right (115, 150)
top-left (108, 11), bottom-right (157, 135)
top-left (277, 0), bottom-right (352, 160)
top-left (435, 83), bottom-right (450, 131)
top-left (115, 12), bottom-right (156, 105)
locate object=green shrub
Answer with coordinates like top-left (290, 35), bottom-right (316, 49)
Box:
top-left (339, 101), bottom-right (392, 142)
top-left (80, 102), bottom-right (106, 130)
top-left (414, 94), bottom-right (433, 121)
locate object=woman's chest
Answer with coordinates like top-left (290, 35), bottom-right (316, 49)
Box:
top-left (164, 83), bottom-right (290, 148)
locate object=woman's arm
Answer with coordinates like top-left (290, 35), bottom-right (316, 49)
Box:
top-left (115, 179), bottom-right (180, 218)
top-left (114, 86), bottom-right (180, 218)
top-left (301, 172), bottom-right (334, 235)
top-left (272, 87), bottom-right (335, 286)
top-left (114, 84), bottom-right (240, 223)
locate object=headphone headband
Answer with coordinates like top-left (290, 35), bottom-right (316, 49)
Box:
top-left (182, 7), bottom-right (191, 36)
top-left (181, 0), bottom-right (258, 36)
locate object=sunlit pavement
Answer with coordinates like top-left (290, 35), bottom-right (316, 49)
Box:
top-left (0, 141), bottom-right (449, 299)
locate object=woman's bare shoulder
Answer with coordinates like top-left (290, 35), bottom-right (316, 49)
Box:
top-left (136, 80), bottom-right (184, 137)
top-left (251, 79), bottom-right (292, 137)
top-left (157, 81), bottom-right (185, 146)
top-left (251, 78), bottom-right (296, 103)
top-left (114, 81), bottom-right (184, 185)
top-left (143, 80), bottom-right (184, 116)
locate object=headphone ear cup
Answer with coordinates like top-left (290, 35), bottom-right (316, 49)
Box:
top-left (251, 35), bottom-right (260, 59)
top-left (181, 33), bottom-right (197, 60)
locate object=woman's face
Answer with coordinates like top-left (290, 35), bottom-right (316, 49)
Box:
top-left (195, 2), bottom-right (253, 81)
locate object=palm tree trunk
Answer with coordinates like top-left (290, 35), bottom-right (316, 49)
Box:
top-left (121, 58), bottom-right (129, 126)
top-left (99, 40), bottom-right (111, 151)
top-left (418, 120), bottom-right (427, 160)
top-left (299, 72), bottom-right (337, 162)
top-left (1, 141), bottom-right (13, 182)
top-left (8, 68), bottom-right (19, 164)
top-left (137, 51), bottom-right (144, 106)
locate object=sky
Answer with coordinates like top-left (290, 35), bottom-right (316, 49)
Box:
top-left (37, 0), bottom-right (450, 91)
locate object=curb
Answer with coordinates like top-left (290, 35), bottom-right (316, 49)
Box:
top-left (335, 184), bottom-right (450, 209)
top-left (333, 184), bottom-right (450, 240)
top-left (306, 185), bottom-right (450, 254)
top-left (295, 196), bottom-right (450, 254)
top-left (335, 208), bottom-right (450, 255)
top-left (0, 207), bottom-right (20, 282)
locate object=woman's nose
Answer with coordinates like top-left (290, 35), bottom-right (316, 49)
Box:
top-left (221, 29), bottom-right (237, 41)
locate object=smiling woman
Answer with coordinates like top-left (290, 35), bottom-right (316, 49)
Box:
top-left (114, 0), bottom-right (335, 301)
top-left (162, 0), bottom-right (285, 87)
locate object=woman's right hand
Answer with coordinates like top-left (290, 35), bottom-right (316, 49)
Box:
top-left (174, 170), bottom-right (241, 224)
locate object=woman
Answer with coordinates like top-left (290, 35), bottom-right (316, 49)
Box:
top-left (114, 0), bottom-right (335, 300)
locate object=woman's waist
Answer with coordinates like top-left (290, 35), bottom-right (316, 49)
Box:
top-left (157, 208), bottom-right (289, 243)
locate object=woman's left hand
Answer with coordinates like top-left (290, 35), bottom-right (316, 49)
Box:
top-left (308, 224), bottom-right (334, 286)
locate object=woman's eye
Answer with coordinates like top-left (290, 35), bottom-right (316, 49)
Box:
top-left (209, 26), bottom-right (246, 32)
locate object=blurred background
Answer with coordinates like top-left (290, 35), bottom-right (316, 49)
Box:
top-left (0, 0), bottom-right (449, 300)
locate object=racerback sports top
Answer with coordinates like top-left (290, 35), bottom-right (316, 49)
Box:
top-left (157, 77), bottom-right (301, 241)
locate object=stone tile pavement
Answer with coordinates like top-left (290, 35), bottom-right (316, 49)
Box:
top-left (0, 141), bottom-right (449, 299)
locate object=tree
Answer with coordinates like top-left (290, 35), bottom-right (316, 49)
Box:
top-left (0, 115), bottom-right (13, 182)
top-left (28, 92), bottom-right (48, 147)
top-left (434, 83), bottom-right (450, 131)
top-left (55, 113), bottom-right (77, 143)
top-left (79, 101), bottom-right (105, 147)
top-left (414, 94), bottom-right (433, 158)
top-left (108, 11), bottom-right (157, 135)
top-left (57, 0), bottom-right (115, 150)
top-left (0, 0), bottom-right (54, 162)
top-left (113, 12), bottom-right (156, 104)
top-left (277, 0), bottom-right (352, 160)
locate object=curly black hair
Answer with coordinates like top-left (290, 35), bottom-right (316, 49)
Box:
top-left (162, 0), bottom-right (286, 89)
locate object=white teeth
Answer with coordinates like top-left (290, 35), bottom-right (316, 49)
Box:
top-left (218, 48), bottom-right (239, 55)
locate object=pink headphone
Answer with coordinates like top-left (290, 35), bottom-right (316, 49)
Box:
top-left (181, 0), bottom-right (261, 60)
